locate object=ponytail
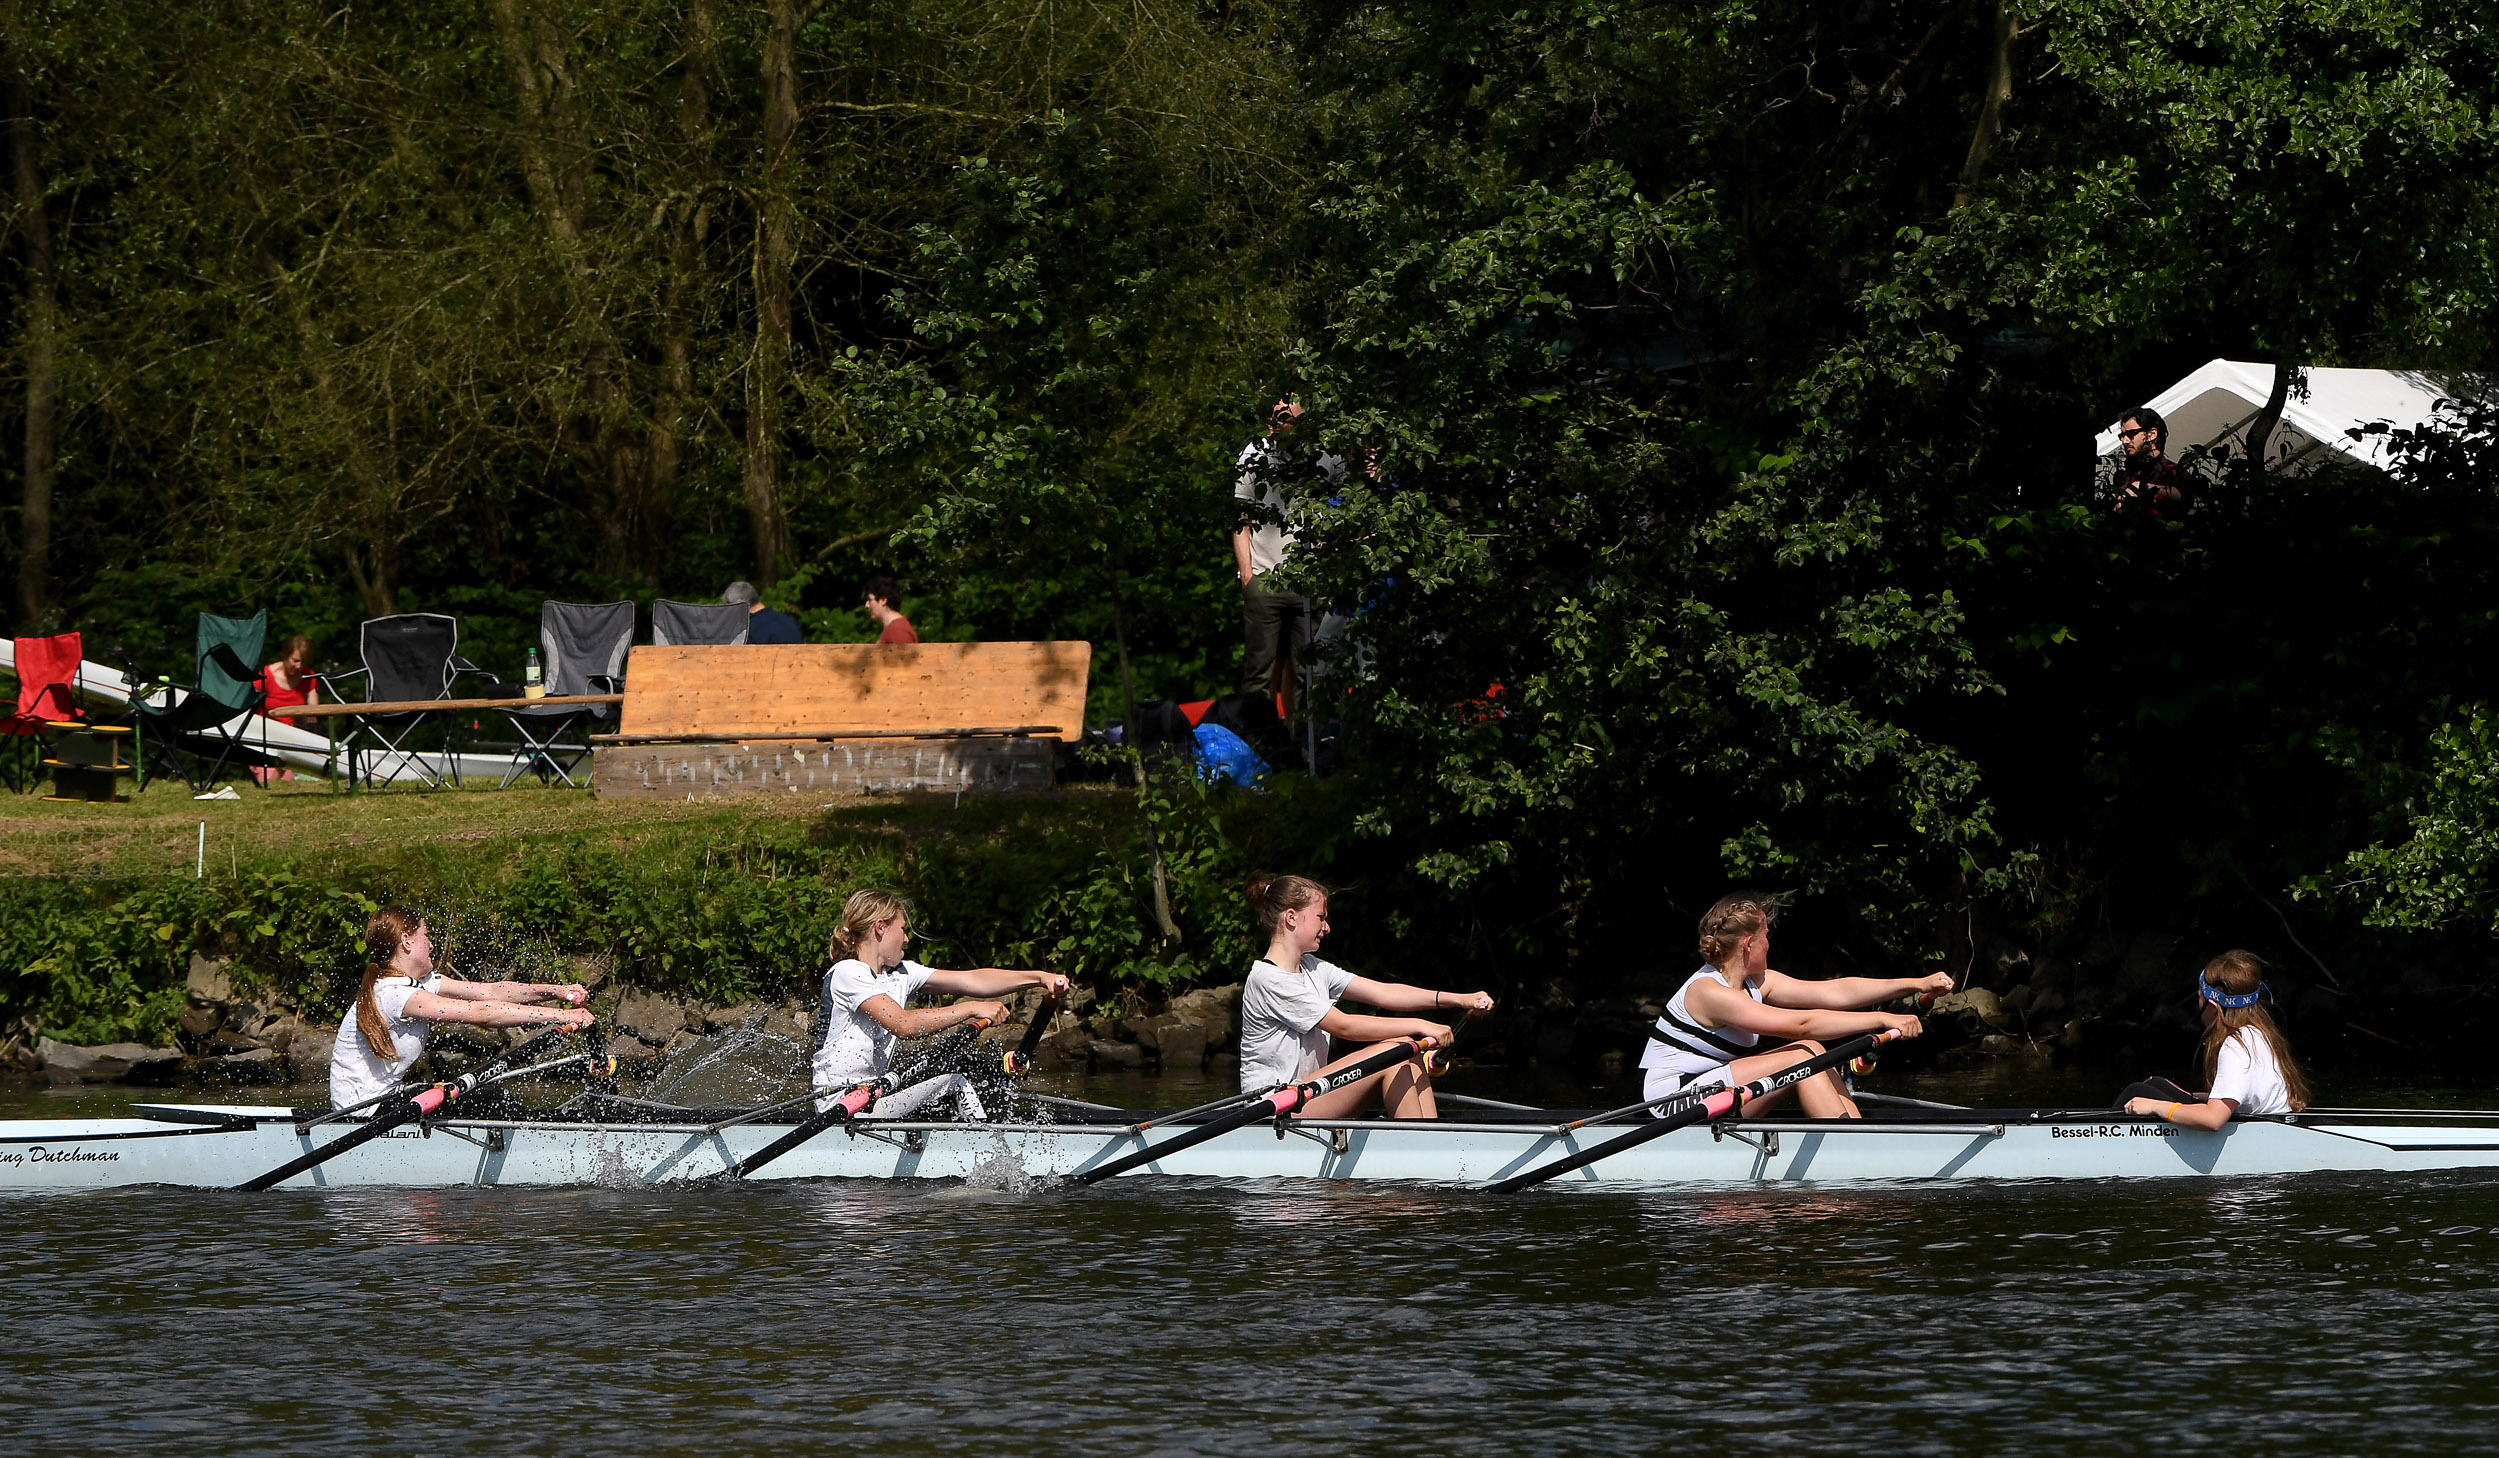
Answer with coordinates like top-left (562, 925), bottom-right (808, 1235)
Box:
top-left (1246, 873), bottom-right (1329, 931)
top-left (356, 906), bottom-right (425, 1058)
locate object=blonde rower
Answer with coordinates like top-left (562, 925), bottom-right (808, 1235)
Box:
top-left (329, 906), bottom-right (593, 1110)
top-left (2123, 950), bottom-right (2308, 1128)
top-left (1238, 874), bottom-right (1494, 1118)
top-left (811, 889), bottom-right (1069, 1119)
top-left (1639, 893), bottom-right (1947, 1117)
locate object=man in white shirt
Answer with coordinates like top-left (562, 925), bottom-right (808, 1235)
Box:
top-left (1231, 398), bottom-right (1343, 710)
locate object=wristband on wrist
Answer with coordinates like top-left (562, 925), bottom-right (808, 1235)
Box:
top-left (2165, 1102), bottom-right (2180, 1122)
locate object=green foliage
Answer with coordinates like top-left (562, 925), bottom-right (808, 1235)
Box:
top-left (2337, 707), bottom-right (2499, 935)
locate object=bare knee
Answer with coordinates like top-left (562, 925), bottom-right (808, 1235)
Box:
top-left (1793, 1039), bottom-right (1826, 1059)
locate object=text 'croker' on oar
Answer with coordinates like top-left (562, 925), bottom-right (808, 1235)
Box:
top-left (724, 1017), bottom-right (991, 1181)
top-left (1481, 1027), bottom-right (1908, 1194)
top-left (235, 1025), bottom-right (609, 1192)
top-left (1072, 1034), bottom-right (1438, 1186)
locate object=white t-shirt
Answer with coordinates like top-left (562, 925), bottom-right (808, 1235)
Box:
top-left (329, 972), bottom-right (443, 1109)
top-left (2209, 1028), bottom-right (2292, 1115)
top-left (814, 958), bottom-right (936, 1090)
top-left (1239, 955), bottom-right (1355, 1092)
top-left (1233, 441), bottom-right (1345, 578)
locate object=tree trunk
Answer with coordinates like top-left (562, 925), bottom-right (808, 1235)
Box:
top-left (7, 53), bottom-right (56, 630)
top-left (745, 0), bottom-right (801, 589)
top-left (1114, 604), bottom-right (1183, 949)
top-left (1955, 0), bottom-right (2015, 208)
top-left (650, 0), bottom-right (721, 545)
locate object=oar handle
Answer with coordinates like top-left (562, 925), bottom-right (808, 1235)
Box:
top-left (1074, 1035), bottom-right (1430, 1186)
top-left (1003, 992), bottom-right (1064, 1077)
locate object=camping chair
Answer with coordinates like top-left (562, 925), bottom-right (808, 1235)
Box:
top-left (3, 632), bottom-right (88, 793)
top-left (332, 613), bottom-right (488, 789)
top-left (497, 600), bottom-right (632, 788)
top-left (652, 599), bottom-right (750, 646)
top-left (129, 611), bottom-right (269, 793)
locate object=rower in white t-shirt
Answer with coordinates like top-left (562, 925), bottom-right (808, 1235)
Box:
top-left (1236, 873), bottom-right (1491, 1118)
top-left (1637, 894), bottom-right (1945, 1119)
top-left (328, 906), bottom-right (594, 1110)
top-left (2125, 950), bottom-right (2308, 1128)
top-left (808, 889), bottom-right (1067, 1118)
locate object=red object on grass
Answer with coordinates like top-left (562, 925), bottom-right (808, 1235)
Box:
top-left (5, 632), bottom-right (84, 732)
top-left (1178, 698), bottom-right (1214, 726)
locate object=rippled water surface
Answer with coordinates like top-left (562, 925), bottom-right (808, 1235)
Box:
top-left (9, 1068), bottom-right (2499, 1455)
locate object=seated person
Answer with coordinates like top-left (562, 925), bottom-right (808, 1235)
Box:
top-left (812, 889), bottom-right (1067, 1118)
top-left (1238, 873), bottom-right (1493, 1118)
top-left (865, 574), bottom-right (918, 644)
top-left (254, 634), bottom-right (319, 783)
top-left (724, 580), bottom-right (804, 644)
top-left (1641, 893), bottom-right (1943, 1118)
top-left (2121, 950), bottom-right (2307, 1128)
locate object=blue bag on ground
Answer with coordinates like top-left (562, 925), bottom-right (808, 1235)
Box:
top-left (1191, 723), bottom-right (1271, 785)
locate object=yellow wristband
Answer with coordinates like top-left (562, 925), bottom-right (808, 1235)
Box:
top-left (2165, 1102), bottom-right (2180, 1122)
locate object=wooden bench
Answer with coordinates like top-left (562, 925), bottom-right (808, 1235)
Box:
top-left (591, 641), bottom-right (1091, 800)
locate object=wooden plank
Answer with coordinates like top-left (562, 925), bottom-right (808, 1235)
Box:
top-left (269, 694), bottom-right (623, 718)
top-left (589, 726), bottom-right (1055, 744)
top-left (618, 642), bottom-right (1090, 742)
top-left (592, 738), bottom-right (1056, 800)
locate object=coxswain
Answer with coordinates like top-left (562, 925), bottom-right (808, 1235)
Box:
top-left (329, 906), bottom-right (593, 1110)
top-left (1639, 893), bottom-right (1945, 1117)
top-left (1237, 873), bottom-right (1494, 1118)
top-left (811, 889), bottom-right (1069, 1119)
top-left (2121, 950), bottom-right (2308, 1127)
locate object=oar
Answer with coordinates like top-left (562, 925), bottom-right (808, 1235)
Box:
top-left (236, 1026), bottom-right (587, 1192)
top-left (1001, 990), bottom-right (1064, 1076)
top-left (1072, 1035), bottom-right (1434, 1185)
top-left (1482, 1028), bottom-right (1904, 1193)
top-left (725, 1018), bottom-right (991, 1180)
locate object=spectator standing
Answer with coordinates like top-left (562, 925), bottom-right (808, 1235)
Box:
top-left (864, 574), bottom-right (919, 644)
top-left (1231, 398), bottom-right (1342, 707)
top-left (724, 580), bottom-right (804, 644)
top-left (2112, 406), bottom-right (2186, 515)
top-left (253, 634), bottom-right (318, 784)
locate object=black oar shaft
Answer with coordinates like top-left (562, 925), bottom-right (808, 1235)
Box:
top-left (1074, 1036), bottom-right (1428, 1185)
top-left (237, 1027), bottom-right (575, 1192)
top-left (1003, 991), bottom-right (1063, 1076)
top-left (1484, 1031), bottom-right (1894, 1193)
top-left (727, 1017), bottom-right (992, 1180)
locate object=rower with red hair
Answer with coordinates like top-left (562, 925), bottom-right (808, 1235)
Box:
top-left (328, 907), bottom-right (593, 1110)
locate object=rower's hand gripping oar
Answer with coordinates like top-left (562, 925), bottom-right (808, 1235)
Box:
top-left (235, 1025), bottom-right (595, 1192)
top-left (725, 1017), bottom-right (993, 1181)
top-left (1072, 1034), bottom-right (1439, 1186)
top-left (1482, 1027), bottom-right (1907, 1194)
top-left (1002, 989), bottom-right (1064, 1077)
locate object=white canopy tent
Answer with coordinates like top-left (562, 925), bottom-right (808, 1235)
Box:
top-left (2094, 359), bottom-right (2460, 476)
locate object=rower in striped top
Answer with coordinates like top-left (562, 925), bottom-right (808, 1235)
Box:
top-left (1639, 893), bottom-right (1949, 1119)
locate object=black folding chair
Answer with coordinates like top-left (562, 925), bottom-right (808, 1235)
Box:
top-left (331, 614), bottom-right (489, 789)
top-left (652, 599), bottom-right (750, 646)
top-left (498, 600), bottom-right (633, 788)
top-left (128, 610), bottom-right (270, 792)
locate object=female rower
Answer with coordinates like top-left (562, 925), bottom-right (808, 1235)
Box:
top-left (329, 906), bottom-right (593, 1110)
top-left (1640, 893), bottom-right (1946, 1118)
top-left (812, 889), bottom-right (1069, 1119)
top-left (1238, 874), bottom-right (1495, 1118)
top-left (2122, 950), bottom-right (2307, 1128)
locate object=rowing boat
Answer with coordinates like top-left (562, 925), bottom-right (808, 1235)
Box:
top-left (8, 1101), bottom-right (2499, 1191)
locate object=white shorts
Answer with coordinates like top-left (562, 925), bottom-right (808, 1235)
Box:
top-left (1642, 1061), bottom-right (1732, 1116)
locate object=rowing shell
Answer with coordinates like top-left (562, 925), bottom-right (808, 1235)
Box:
top-left (8, 1105), bottom-right (2499, 1191)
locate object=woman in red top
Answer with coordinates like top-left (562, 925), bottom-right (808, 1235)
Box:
top-left (254, 634), bottom-right (317, 783)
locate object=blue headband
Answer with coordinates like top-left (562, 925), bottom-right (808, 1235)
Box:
top-left (2199, 974), bottom-right (2266, 1009)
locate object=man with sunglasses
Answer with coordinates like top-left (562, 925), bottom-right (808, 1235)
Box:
top-left (2111, 406), bottom-right (2186, 515)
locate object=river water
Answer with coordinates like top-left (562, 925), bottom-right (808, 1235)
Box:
top-left (8, 1064), bottom-right (2499, 1454)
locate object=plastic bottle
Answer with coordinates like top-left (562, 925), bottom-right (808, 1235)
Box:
top-left (524, 646), bottom-right (544, 698)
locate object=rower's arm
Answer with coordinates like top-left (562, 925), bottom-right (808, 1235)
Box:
top-left (1316, 1008), bottom-right (1448, 1045)
top-left (922, 968), bottom-right (1072, 999)
top-left (2126, 1094), bottom-right (2236, 1129)
top-left (1763, 971), bottom-right (1951, 1011)
top-left (432, 975), bottom-right (589, 1007)
top-left (1688, 980), bottom-right (1910, 1042)
top-left (858, 992), bottom-right (997, 1038)
top-left (1342, 976), bottom-right (1493, 1017)
top-left (403, 992), bottom-right (591, 1029)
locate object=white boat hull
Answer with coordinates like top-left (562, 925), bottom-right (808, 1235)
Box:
top-left (8, 1107), bottom-right (2499, 1191)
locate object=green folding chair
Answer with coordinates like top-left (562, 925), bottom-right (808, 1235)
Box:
top-left (131, 610), bottom-right (270, 792)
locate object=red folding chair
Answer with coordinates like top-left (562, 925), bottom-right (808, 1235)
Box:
top-left (4, 633), bottom-right (86, 792)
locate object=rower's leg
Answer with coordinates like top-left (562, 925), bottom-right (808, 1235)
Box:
top-left (1296, 1039), bottom-right (1437, 1119)
top-left (1724, 1043), bottom-right (1861, 1118)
